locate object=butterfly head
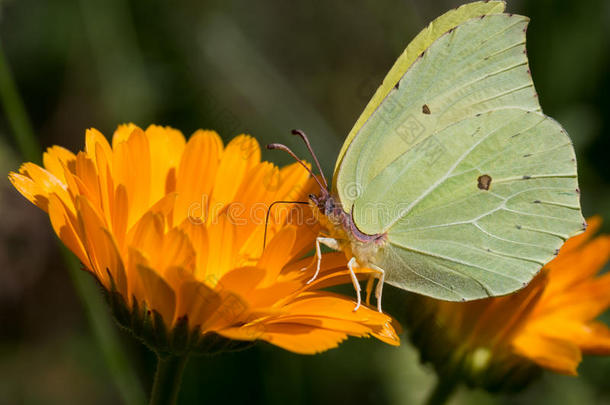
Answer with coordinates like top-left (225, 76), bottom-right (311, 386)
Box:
top-left (309, 192), bottom-right (338, 217)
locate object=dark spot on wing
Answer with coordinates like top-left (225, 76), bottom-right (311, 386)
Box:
top-left (422, 104), bottom-right (431, 114)
top-left (394, 81), bottom-right (399, 90)
top-left (477, 174), bottom-right (492, 190)
top-left (523, 153), bottom-right (532, 157)
top-left (522, 175), bottom-right (531, 180)
top-left (516, 225), bottom-right (522, 230)
top-left (533, 200), bottom-right (541, 203)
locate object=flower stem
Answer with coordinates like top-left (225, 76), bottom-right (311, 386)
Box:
top-left (0, 40), bottom-right (40, 162)
top-left (150, 355), bottom-right (189, 405)
top-left (424, 377), bottom-right (458, 405)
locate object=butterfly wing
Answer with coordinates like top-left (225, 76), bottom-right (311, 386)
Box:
top-left (374, 109), bottom-right (582, 300)
top-left (334, 11), bottom-right (584, 300)
top-left (333, 0), bottom-right (507, 178)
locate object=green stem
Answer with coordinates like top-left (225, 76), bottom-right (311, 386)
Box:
top-left (0, 41), bottom-right (39, 163)
top-left (424, 377), bottom-right (458, 405)
top-left (0, 39), bottom-right (145, 404)
top-left (63, 248), bottom-right (146, 405)
top-left (150, 355), bottom-right (189, 405)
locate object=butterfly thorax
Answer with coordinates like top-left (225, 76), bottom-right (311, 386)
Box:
top-left (309, 193), bottom-right (387, 265)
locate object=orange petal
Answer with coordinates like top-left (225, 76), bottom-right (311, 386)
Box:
top-left (209, 135), bottom-right (260, 222)
top-left (8, 171), bottom-right (50, 211)
top-left (126, 211), bottom-right (164, 261)
top-left (136, 264), bottom-right (176, 325)
top-left (283, 292), bottom-right (392, 326)
top-left (85, 128), bottom-right (113, 169)
top-left (76, 196), bottom-right (124, 290)
top-left (112, 184), bottom-right (128, 249)
top-left (254, 323), bottom-right (348, 354)
top-left (48, 193), bottom-right (88, 266)
top-left (157, 228), bottom-right (195, 285)
top-left (112, 123), bottom-right (140, 148)
top-left (179, 220), bottom-right (210, 279)
top-left (176, 280), bottom-right (222, 328)
top-left (217, 266), bottom-right (266, 298)
top-left (264, 315), bottom-right (373, 336)
top-left (126, 247), bottom-right (148, 303)
top-left (512, 332), bottom-right (581, 375)
top-left (230, 162), bottom-right (279, 244)
top-left (275, 161), bottom-right (312, 203)
top-left (542, 273), bottom-right (610, 321)
top-left (546, 235), bottom-right (610, 293)
top-left (113, 128), bottom-right (151, 228)
top-left (43, 145), bottom-right (76, 183)
top-left (174, 130), bottom-right (222, 225)
top-left (145, 125), bottom-right (186, 203)
top-left (579, 322), bottom-right (610, 355)
top-left (258, 226), bottom-right (296, 285)
top-left (18, 163), bottom-right (72, 211)
top-left (246, 279), bottom-right (305, 308)
top-left (558, 216), bottom-right (601, 255)
top-left (205, 214), bottom-right (237, 281)
top-left (94, 141), bottom-right (115, 228)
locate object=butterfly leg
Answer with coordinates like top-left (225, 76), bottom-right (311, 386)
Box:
top-left (305, 237), bottom-right (339, 284)
top-left (370, 264), bottom-right (386, 312)
top-left (301, 237), bottom-right (321, 272)
top-left (365, 275), bottom-right (375, 306)
top-left (347, 257), bottom-right (362, 311)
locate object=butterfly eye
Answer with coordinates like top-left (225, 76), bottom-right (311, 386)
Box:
top-left (324, 199), bottom-right (335, 214)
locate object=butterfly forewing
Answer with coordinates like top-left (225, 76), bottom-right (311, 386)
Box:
top-left (333, 1), bottom-right (507, 176)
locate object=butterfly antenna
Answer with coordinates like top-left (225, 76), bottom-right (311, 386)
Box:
top-left (266, 143), bottom-right (328, 194)
top-left (263, 200), bottom-right (309, 250)
top-left (291, 129), bottom-right (328, 190)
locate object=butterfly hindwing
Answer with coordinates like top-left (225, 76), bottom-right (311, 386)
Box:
top-left (378, 109), bottom-right (582, 300)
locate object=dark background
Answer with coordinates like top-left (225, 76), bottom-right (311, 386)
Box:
top-left (0, 0), bottom-right (609, 404)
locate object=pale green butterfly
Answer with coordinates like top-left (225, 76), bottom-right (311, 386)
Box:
top-left (268, 1), bottom-right (585, 311)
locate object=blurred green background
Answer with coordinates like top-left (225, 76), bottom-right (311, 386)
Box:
top-left (0, 0), bottom-right (609, 404)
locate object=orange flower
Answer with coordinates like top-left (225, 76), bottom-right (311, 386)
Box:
top-left (406, 216), bottom-right (610, 391)
top-left (9, 124), bottom-right (399, 355)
